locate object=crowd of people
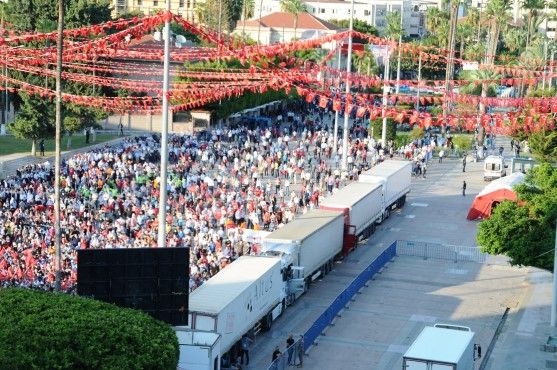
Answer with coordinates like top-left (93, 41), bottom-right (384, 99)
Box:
top-left (0, 104), bottom-right (407, 293)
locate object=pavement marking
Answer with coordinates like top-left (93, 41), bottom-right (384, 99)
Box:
top-left (410, 202), bottom-right (429, 207)
top-left (389, 227), bottom-right (401, 232)
top-left (404, 215), bottom-right (416, 219)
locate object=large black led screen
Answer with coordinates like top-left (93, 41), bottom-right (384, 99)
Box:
top-left (77, 248), bottom-right (189, 326)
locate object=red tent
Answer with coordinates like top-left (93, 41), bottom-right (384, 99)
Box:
top-left (467, 172), bottom-right (525, 220)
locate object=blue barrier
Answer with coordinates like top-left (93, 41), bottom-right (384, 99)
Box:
top-left (303, 241), bottom-right (397, 351)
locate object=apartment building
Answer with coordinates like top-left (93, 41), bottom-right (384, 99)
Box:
top-left (254, 0), bottom-right (442, 38)
top-left (112, 0), bottom-right (197, 21)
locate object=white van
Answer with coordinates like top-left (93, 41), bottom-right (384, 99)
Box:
top-left (484, 155), bottom-right (507, 181)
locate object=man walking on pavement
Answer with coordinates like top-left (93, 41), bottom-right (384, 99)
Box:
top-left (462, 181), bottom-right (467, 196)
top-left (295, 335), bottom-right (304, 367)
top-left (286, 334), bottom-right (295, 365)
top-left (240, 335), bottom-right (253, 366)
top-left (462, 156), bottom-right (467, 172)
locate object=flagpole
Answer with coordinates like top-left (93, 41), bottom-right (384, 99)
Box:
top-left (157, 0), bottom-right (171, 248)
top-left (341, 0), bottom-right (355, 170)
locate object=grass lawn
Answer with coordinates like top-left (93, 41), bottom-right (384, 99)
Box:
top-left (0, 134), bottom-right (121, 157)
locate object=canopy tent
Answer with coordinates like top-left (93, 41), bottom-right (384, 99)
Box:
top-left (467, 172), bottom-right (525, 220)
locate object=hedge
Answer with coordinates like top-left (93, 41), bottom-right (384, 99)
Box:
top-left (0, 288), bottom-right (179, 370)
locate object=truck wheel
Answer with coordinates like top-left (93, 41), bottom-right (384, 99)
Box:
top-left (262, 312), bottom-right (273, 331)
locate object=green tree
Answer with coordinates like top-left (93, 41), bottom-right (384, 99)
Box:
top-left (369, 118), bottom-right (397, 142)
top-left (484, 0), bottom-right (512, 64)
top-left (63, 103), bottom-right (100, 149)
top-left (503, 26), bottom-right (527, 54)
top-left (478, 163), bottom-right (557, 270)
top-left (0, 288), bottom-right (179, 369)
top-left (1, 0), bottom-right (110, 31)
top-left (353, 50), bottom-right (380, 76)
top-left (329, 19), bottom-right (379, 36)
top-left (383, 11), bottom-right (403, 41)
top-left (280, 0), bottom-right (307, 40)
top-left (1, 0), bottom-right (112, 154)
top-left (425, 8), bottom-right (450, 48)
top-left (522, 0), bottom-right (546, 48)
top-left (8, 93), bottom-right (54, 155)
top-left (528, 130), bottom-right (557, 162)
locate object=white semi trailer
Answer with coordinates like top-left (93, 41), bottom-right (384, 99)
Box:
top-left (320, 181), bottom-right (383, 240)
top-left (403, 324), bottom-right (479, 370)
top-left (359, 160), bottom-right (412, 220)
top-left (185, 256), bottom-right (283, 367)
top-left (261, 209), bottom-right (345, 301)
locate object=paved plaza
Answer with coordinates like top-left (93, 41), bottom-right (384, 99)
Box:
top-left (247, 138), bottom-right (556, 370)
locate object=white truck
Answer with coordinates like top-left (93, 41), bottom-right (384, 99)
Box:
top-left (484, 155), bottom-right (507, 181)
top-left (175, 329), bottom-right (221, 370)
top-left (261, 209), bottom-right (344, 301)
top-left (402, 324), bottom-right (480, 370)
top-left (359, 160), bottom-right (412, 220)
top-left (320, 181), bottom-right (383, 240)
top-left (186, 256), bottom-right (283, 367)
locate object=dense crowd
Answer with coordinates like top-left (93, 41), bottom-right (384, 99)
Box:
top-left (0, 106), bottom-right (401, 292)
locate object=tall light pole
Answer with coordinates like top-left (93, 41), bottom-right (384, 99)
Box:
top-left (54, 0), bottom-right (65, 291)
top-left (443, 0), bottom-right (458, 137)
top-left (395, 4), bottom-right (404, 94)
top-left (333, 42), bottom-right (342, 154)
top-left (341, 0), bottom-right (355, 170)
top-left (0, 0), bottom-right (6, 136)
top-left (381, 45), bottom-right (391, 147)
top-left (416, 50), bottom-right (422, 111)
top-left (551, 223), bottom-right (557, 327)
top-left (157, 0), bottom-right (172, 249)
top-left (257, 0), bottom-right (264, 45)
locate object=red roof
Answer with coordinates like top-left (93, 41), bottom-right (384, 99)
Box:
top-left (239, 12), bottom-right (340, 31)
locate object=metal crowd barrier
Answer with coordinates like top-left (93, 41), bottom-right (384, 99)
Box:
top-left (396, 240), bottom-right (488, 264)
top-left (302, 241), bottom-right (397, 353)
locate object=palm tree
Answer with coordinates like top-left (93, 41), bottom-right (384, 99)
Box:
top-left (425, 8), bottom-right (450, 47)
top-left (384, 11), bottom-right (403, 41)
top-left (280, 0), bottom-right (307, 40)
top-left (241, 0), bottom-right (255, 37)
top-left (353, 50), bottom-right (379, 76)
top-left (485, 0), bottom-right (512, 64)
top-left (503, 25), bottom-right (527, 53)
top-left (462, 68), bottom-right (500, 149)
top-left (522, 0), bottom-right (546, 47)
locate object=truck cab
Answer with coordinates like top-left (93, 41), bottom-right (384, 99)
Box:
top-left (484, 155), bottom-right (507, 181)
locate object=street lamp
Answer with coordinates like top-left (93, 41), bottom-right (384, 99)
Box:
top-left (157, 0), bottom-right (172, 248)
top-left (341, 0), bottom-right (355, 171)
top-left (0, 0), bottom-right (7, 136)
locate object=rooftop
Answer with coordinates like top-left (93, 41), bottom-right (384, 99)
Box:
top-left (239, 12), bottom-right (340, 30)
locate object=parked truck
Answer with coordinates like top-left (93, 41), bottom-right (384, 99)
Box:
top-left (175, 328), bottom-right (221, 370)
top-left (483, 155), bottom-right (507, 181)
top-left (320, 181), bottom-right (383, 242)
top-left (402, 324), bottom-right (480, 370)
top-left (261, 209), bottom-right (345, 301)
top-left (359, 160), bottom-right (412, 220)
top-left (186, 256), bottom-right (283, 366)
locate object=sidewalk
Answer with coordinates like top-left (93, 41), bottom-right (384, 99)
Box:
top-left (0, 137), bottom-right (127, 178)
